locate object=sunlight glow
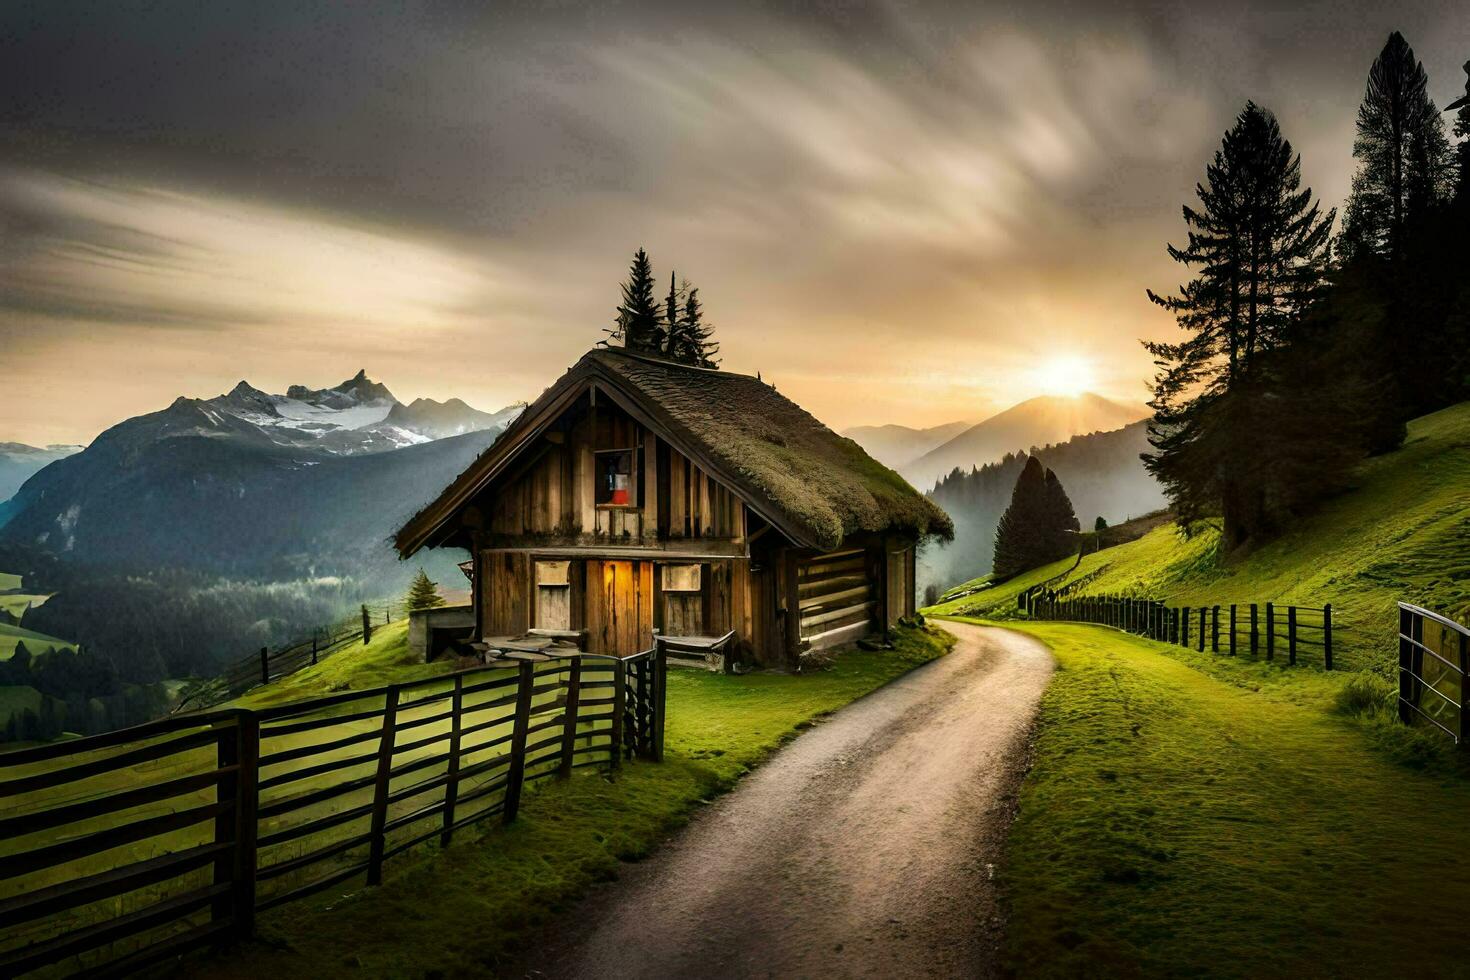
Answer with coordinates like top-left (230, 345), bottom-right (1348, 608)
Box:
top-left (1035, 354), bottom-right (1096, 397)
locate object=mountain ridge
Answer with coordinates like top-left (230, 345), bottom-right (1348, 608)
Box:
top-left (902, 392), bottom-right (1147, 491)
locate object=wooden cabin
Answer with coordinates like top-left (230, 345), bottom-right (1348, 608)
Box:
top-left (394, 348), bottom-right (953, 669)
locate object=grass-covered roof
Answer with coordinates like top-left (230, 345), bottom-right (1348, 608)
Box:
top-left (589, 350), bottom-right (952, 550)
top-left (396, 347), bottom-right (952, 555)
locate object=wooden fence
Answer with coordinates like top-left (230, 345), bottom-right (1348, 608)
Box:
top-left (1397, 602), bottom-right (1470, 744)
top-left (0, 647), bottom-right (666, 978)
top-left (1025, 591), bottom-right (1335, 669)
top-left (175, 603), bottom-right (409, 714)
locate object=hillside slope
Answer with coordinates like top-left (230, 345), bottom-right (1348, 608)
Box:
top-left (920, 420), bottom-right (1164, 594)
top-left (928, 401), bottom-right (1470, 672)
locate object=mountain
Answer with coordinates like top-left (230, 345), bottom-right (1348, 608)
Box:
top-left (0, 371), bottom-right (520, 573)
top-left (919, 420), bottom-right (1166, 596)
top-left (0, 373), bottom-right (521, 676)
top-left (843, 420), bottom-right (973, 470)
top-left (137, 369), bottom-right (522, 457)
top-left (0, 443), bottom-right (83, 504)
top-left (902, 393), bottom-right (1148, 491)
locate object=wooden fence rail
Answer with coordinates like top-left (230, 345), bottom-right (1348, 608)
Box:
top-left (1024, 591), bottom-right (1334, 670)
top-left (0, 648), bottom-right (665, 978)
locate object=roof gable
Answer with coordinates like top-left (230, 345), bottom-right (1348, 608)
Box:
top-left (394, 348), bottom-right (953, 556)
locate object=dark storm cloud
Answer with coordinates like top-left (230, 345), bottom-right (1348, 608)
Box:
top-left (1, 0), bottom-right (1466, 446)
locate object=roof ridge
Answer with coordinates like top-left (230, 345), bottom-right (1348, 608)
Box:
top-left (589, 345), bottom-right (756, 381)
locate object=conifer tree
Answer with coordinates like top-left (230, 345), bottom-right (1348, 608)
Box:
top-left (405, 568), bottom-right (445, 611)
top-left (1144, 102), bottom-right (1337, 548)
top-left (1341, 33), bottom-right (1453, 258)
top-left (609, 248), bottom-right (664, 353)
top-left (1094, 515), bottom-right (1109, 532)
top-left (667, 283), bottom-right (718, 367)
top-left (993, 456), bottom-right (1076, 579)
top-left (1448, 61), bottom-right (1470, 209)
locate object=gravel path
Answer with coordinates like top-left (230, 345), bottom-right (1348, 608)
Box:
top-left (516, 621), bottom-right (1054, 980)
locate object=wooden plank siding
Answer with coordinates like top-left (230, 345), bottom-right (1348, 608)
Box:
top-left (797, 548), bottom-right (879, 651)
top-left (482, 399), bottom-right (744, 549)
top-left (463, 394), bottom-right (910, 666)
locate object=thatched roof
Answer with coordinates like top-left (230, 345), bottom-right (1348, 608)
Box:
top-left (395, 348), bottom-right (952, 556)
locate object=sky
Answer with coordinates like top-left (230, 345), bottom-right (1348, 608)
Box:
top-left (2, 0), bottom-right (1467, 447)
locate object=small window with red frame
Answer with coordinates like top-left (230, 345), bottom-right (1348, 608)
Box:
top-left (595, 450), bottom-right (636, 506)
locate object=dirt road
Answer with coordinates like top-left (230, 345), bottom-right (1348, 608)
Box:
top-left (519, 621), bottom-right (1054, 980)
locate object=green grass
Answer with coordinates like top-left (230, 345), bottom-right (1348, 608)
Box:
top-left (927, 402), bottom-right (1470, 673)
top-left (191, 625), bottom-right (954, 978)
top-left (964, 619), bottom-right (1470, 978)
top-left (0, 592), bottom-right (48, 619)
top-left (0, 621), bottom-right (76, 659)
top-left (233, 620), bottom-right (452, 709)
top-left (0, 572), bottom-right (22, 591)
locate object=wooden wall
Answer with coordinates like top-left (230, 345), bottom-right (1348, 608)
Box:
top-left (482, 395), bottom-right (745, 547)
top-left (797, 549), bottom-right (878, 652)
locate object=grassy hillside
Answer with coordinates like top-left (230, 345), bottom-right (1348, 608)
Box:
top-left (928, 402), bottom-right (1470, 672)
top-left (980, 620), bottom-right (1470, 977)
top-left (0, 621), bottom-right (76, 659)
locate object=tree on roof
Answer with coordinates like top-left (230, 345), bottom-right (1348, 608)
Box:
top-left (669, 281), bottom-right (719, 368)
top-left (608, 248), bottom-right (665, 354)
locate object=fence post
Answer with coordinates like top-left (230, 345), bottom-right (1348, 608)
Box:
top-left (1323, 604), bottom-right (1333, 670)
top-left (1229, 605), bottom-right (1237, 656)
top-left (653, 640), bottom-right (668, 763)
top-left (1250, 604), bottom-right (1258, 657)
top-left (213, 712), bottom-right (259, 941)
top-left (1288, 606), bottom-right (1298, 665)
top-left (1181, 608), bottom-right (1190, 647)
top-left (1398, 605), bottom-right (1413, 724)
top-left (1197, 608), bottom-right (1205, 652)
top-left (1266, 603), bottom-right (1275, 661)
top-left (559, 657), bottom-right (582, 778)
top-left (367, 686), bottom-right (400, 884)
top-left (1211, 606), bottom-right (1219, 652)
top-left (504, 660), bottom-right (535, 823)
top-left (441, 673), bottom-right (464, 846)
top-left (362, 604), bottom-right (372, 646)
top-left (610, 657), bottom-right (626, 771)
top-left (259, 647), bottom-right (269, 686)
top-left (1458, 628), bottom-right (1468, 745)
top-left (635, 650), bottom-right (651, 759)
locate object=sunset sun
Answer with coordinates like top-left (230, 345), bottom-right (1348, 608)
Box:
top-left (1035, 354), bottom-right (1096, 397)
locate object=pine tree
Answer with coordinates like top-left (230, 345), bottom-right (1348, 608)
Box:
top-left (662, 271), bottom-right (684, 358)
top-left (993, 457), bottom-right (1076, 579)
top-left (405, 569), bottom-right (445, 611)
top-left (1144, 103), bottom-right (1338, 548)
top-left (608, 248), bottom-right (664, 353)
top-left (1448, 61), bottom-right (1470, 208)
top-left (1094, 516), bottom-right (1109, 532)
top-left (666, 282), bottom-right (718, 367)
top-left (1341, 33), bottom-right (1453, 258)
top-left (1041, 468), bottom-right (1081, 557)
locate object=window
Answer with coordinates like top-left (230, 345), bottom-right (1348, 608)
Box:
top-left (595, 449), bottom-right (637, 507)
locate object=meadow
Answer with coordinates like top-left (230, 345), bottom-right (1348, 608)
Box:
top-left (929, 401), bottom-right (1470, 675)
top-left (966, 619), bottom-right (1470, 977)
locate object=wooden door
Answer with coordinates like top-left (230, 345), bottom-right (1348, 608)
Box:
top-left (584, 559), bottom-right (654, 656)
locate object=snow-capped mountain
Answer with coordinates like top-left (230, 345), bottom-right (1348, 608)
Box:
top-left (0, 372), bottom-right (522, 574)
top-left (161, 370), bottom-right (523, 456)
